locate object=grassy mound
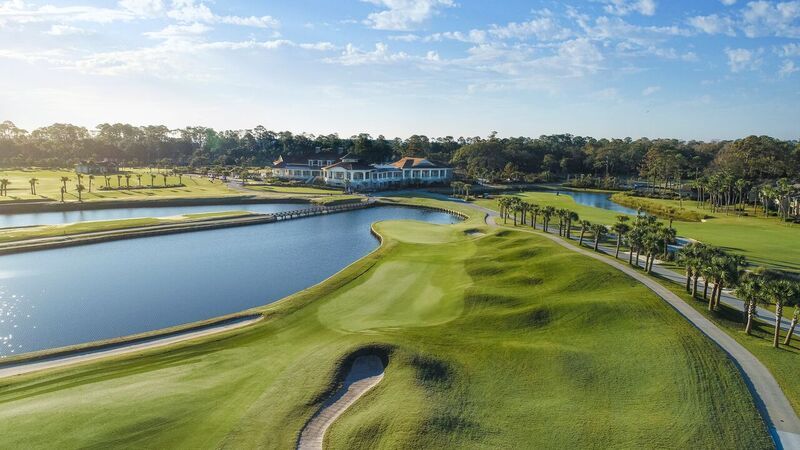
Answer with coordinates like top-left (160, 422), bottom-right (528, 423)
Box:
top-left (0, 213), bottom-right (771, 448)
top-left (610, 193), bottom-right (708, 222)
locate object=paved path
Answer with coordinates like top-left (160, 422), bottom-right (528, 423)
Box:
top-left (0, 315), bottom-right (262, 379)
top-left (457, 202), bottom-right (800, 449)
top-left (297, 355), bottom-right (385, 450)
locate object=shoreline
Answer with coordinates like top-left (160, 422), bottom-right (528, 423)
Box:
top-left (0, 313), bottom-right (264, 378)
top-left (0, 195), bottom-right (313, 214)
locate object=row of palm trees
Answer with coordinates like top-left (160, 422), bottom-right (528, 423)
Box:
top-left (450, 181), bottom-right (472, 199)
top-left (677, 242), bottom-right (800, 348)
top-left (497, 195), bottom-right (800, 350)
top-left (691, 172), bottom-right (798, 220)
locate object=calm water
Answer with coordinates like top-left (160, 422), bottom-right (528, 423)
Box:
top-left (0, 206), bottom-right (458, 357)
top-left (559, 190), bottom-right (639, 215)
top-left (0, 203), bottom-right (306, 228)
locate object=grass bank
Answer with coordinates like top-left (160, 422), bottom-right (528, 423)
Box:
top-left (495, 215), bottom-right (800, 416)
top-left (610, 193), bottom-right (707, 222)
top-left (476, 191), bottom-right (800, 272)
top-left (0, 198), bottom-right (771, 448)
top-left (0, 211), bottom-right (255, 244)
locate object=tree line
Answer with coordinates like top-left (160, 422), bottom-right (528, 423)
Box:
top-left (1, 121), bottom-right (797, 186)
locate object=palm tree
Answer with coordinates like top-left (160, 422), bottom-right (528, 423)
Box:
top-left (60, 186), bottom-right (65, 203)
top-left (783, 285), bottom-right (800, 346)
top-left (530, 204), bottom-right (540, 229)
top-left (177, 173), bottom-right (183, 185)
top-left (556, 209), bottom-right (568, 236)
top-left (0, 179), bottom-right (10, 196)
top-left (578, 220), bottom-right (591, 246)
top-left (116, 174), bottom-right (123, 187)
top-left (60, 176), bottom-right (69, 192)
top-left (150, 173), bottom-right (157, 187)
top-left (28, 178), bottom-right (38, 195)
top-left (88, 175), bottom-right (94, 192)
top-left (163, 173), bottom-right (169, 186)
top-left (136, 174), bottom-right (143, 187)
top-left (735, 273), bottom-right (763, 335)
top-left (658, 226), bottom-right (677, 259)
top-left (104, 175), bottom-right (111, 188)
top-left (566, 211), bottom-right (579, 239)
top-left (542, 206), bottom-right (555, 233)
top-left (497, 197), bottom-right (510, 224)
top-left (765, 279), bottom-right (796, 348)
top-left (76, 184), bottom-right (85, 202)
top-left (612, 220), bottom-right (631, 259)
top-left (125, 174), bottom-right (131, 188)
top-left (590, 224), bottom-right (607, 251)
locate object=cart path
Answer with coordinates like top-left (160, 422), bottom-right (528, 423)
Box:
top-left (297, 355), bottom-right (385, 450)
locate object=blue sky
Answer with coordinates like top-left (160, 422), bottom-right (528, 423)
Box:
top-left (0, 0), bottom-right (798, 139)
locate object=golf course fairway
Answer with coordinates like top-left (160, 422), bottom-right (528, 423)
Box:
top-left (0, 209), bottom-right (773, 448)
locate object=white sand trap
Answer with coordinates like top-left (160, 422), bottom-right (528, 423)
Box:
top-left (297, 355), bottom-right (385, 450)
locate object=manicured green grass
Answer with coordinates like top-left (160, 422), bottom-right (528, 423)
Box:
top-left (497, 216), bottom-right (800, 415)
top-left (243, 185), bottom-right (343, 195)
top-left (476, 190), bottom-right (800, 272)
top-left (312, 195), bottom-right (365, 206)
top-left (0, 168), bottom-right (238, 203)
top-left (0, 202), bottom-right (771, 448)
top-left (0, 211), bottom-right (254, 243)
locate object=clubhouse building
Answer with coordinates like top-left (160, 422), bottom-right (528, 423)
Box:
top-left (273, 153), bottom-right (452, 190)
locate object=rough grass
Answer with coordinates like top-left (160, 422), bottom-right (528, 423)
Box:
top-left (611, 193), bottom-right (707, 221)
top-left (0, 208), bottom-right (772, 449)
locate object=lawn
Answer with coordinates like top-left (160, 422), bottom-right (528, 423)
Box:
top-left (243, 185), bottom-right (344, 195)
top-left (0, 211), bottom-right (254, 243)
top-left (476, 190), bottom-right (800, 272)
top-left (0, 199), bottom-right (771, 448)
top-left (0, 168), bottom-right (238, 203)
top-left (496, 215), bottom-right (800, 416)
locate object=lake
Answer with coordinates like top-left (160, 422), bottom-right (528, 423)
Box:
top-left (0, 203), bottom-right (307, 229)
top-left (0, 206), bottom-right (459, 357)
top-left (560, 190), bottom-right (639, 215)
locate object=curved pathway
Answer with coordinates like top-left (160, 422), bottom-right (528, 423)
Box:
top-left (297, 355), bottom-right (385, 450)
top-left (0, 315), bottom-right (262, 379)
top-left (456, 201), bottom-right (800, 449)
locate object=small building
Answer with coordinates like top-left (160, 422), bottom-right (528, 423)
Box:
top-left (75, 160), bottom-right (119, 175)
top-left (272, 152), bottom-right (339, 182)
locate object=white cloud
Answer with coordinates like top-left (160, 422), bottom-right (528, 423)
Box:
top-left (166, 0), bottom-right (278, 28)
top-left (688, 14), bottom-right (736, 35)
top-left (362, 0), bottom-right (455, 30)
top-left (143, 22), bottom-right (210, 39)
top-left (488, 15), bottom-right (572, 41)
top-left (45, 24), bottom-right (92, 35)
top-left (779, 59), bottom-right (798, 75)
top-left (0, 2), bottom-right (135, 24)
top-left (118, 0), bottom-right (163, 16)
top-left (327, 42), bottom-right (412, 65)
top-left (721, 0), bottom-right (737, 5)
top-left (388, 33), bottom-right (421, 41)
top-left (642, 85), bottom-right (661, 96)
top-left (725, 47), bottom-right (761, 72)
top-left (778, 42), bottom-right (800, 56)
top-left (603, 0), bottom-right (657, 16)
top-left (741, 0), bottom-right (800, 38)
